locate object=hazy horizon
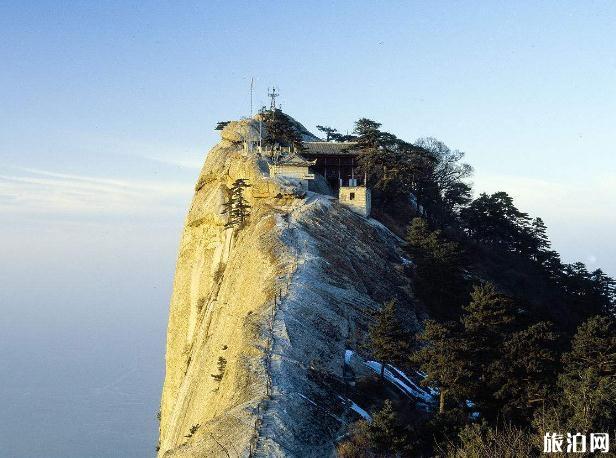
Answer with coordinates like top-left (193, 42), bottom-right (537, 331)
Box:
top-left (1, 1), bottom-right (615, 456)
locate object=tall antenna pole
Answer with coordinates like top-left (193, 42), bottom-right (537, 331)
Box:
top-left (250, 77), bottom-right (254, 116)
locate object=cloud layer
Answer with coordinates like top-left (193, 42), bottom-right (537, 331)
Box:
top-left (0, 166), bottom-right (194, 221)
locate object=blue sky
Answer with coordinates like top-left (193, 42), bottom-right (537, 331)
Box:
top-left (0, 3), bottom-right (614, 453)
top-left (2, 1), bottom-right (615, 275)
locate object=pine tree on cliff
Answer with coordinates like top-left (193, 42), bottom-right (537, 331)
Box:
top-left (556, 315), bottom-right (616, 433)
top-left (210, 356), bottom-right (227, 382)
top-left (261, 109), bottom-right (305, 150)
top-left (215, 121), bottom-right (231, 130)
top-left (316, 125), bottom-right (340, 142)
top-left (411, 320), bottom-right (472, 414)
top-left (460, 283), bottom-right (518, 419)
top-left (405, 217), bottom-right (465, 320)
top-left (222, 179), bottom-right (251, 229)
top-left (494, 321), bottom-right (559, 423)
top-left (366, 400), bottom-right (409, 453)
top-left (462, 283), bottom-right (516, 341)
top-left (354, 118), bottom-right (436, 201)
top-left (337, 400), bottom-right (409, 456)
top-left (368, 300), bottom-right (410, 379)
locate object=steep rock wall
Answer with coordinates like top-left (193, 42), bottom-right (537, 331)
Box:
top-left (158, 119), bottom-right (419, 457)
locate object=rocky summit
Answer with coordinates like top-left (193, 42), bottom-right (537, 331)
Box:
top-left (157, 117), bottom-right (421, 457)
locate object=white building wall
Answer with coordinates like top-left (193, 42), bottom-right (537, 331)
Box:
top-left (339, 186), bottom-right (371, 217)
top-left (269, 164), bottom-right (314, 179)
top-left (268, 164), bottom-right (315, 190)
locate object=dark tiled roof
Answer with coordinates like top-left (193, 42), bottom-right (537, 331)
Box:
top-left (275, 151), bottom-right (316, 166)
top-left (303, 141), bottom-right (359, 156)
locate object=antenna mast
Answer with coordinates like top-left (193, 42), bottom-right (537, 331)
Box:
top-left (268, 86), bottom-right (279, 111)
top-left (250, 77), bottom-right (254, 116)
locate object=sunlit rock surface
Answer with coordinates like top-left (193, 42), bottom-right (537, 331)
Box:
top-left (158, 118), bottom-right (419, 457)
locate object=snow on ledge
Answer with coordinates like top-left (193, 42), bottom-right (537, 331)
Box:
top-left (337, 394), bottom-right (372, 422)
top-left (344, 349), bottom-right (435, 404)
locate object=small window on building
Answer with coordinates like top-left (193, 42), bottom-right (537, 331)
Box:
top-left (349, 192), bottom-right (355, 200)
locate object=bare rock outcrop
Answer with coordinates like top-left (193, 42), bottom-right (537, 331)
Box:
top-left (158, 118), bottom-right (419, 457)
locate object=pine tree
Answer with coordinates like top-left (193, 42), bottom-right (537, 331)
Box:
top-left (411, 320), bottom-right (472, 413)
top-left (530, 217), bottom-right (550, 252)
top-left (367, 300), bottom-right (410, 379)
top-left (222, 179), bottom-right (251, 229)
top-left (366, 400), bottom-right (409, 454)
top-left (260, 109), bottom-right (305, 150)
top-left (462, 283), bottom-right (516, 335)
top-left (315, 125), bottom-right (339, 142)
top-left (405, 217), bottom-right (465, 319)
top-left (590, 269), bottom-right (616, 315)
top-left (557, 315), bottom-right (616, 433)
top-left (461, 283), bottom-right (518, 419)
top-left (406, 218), bottom-right (462, 268)
top-left (354, 118), bottom-right (436, 201)
top-left (354, 118), bottom-right (383, 149)
top-left (211, 356), bottom-right (227, 382)
top-left (459, 191), bottom-right (533, 253)
top-left (494, 321), bottom-right (559, 423)
top-left (215, 121), bottom-right (231, 130)
top-left (354, 118), bottom-right (400, 192)
top-left (337, 401), bottom-right (409, 456)
top-left (559, 262), bottom-right (609, 318)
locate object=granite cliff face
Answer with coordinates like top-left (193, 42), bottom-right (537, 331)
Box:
top-left (158, 118), bottom-right (420, 457)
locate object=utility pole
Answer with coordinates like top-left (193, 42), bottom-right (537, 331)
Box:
top-left (250, 77), bottom-right (254, 116)
top-left (259, 106), bottom-right (263, 149)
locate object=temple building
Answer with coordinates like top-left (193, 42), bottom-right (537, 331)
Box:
top-left (265, 141), bottom-right (372, 218)
top-left (302, 141), bottom-right (371, 217)
top-left (268, 151), bottom-right (316, 190)
top-left (302, 142), bottom-right (361, 190)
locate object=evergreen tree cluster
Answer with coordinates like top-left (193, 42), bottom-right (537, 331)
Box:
top-left (316, 125), bottom-right (344, 142)
top-left (405, 218), bottom-right (466, 320)
top-left (354, 119), bottom-right (440, 207)
top-left (413, 283), bottom-right (560, 424)
top-left (221, 178), bottom-right (251, 229)
top-left (336, 116), bottom-right (615, 317)
top-left (317, 118), bottom-right (473, 227)
top-left (338, 400), bottom-right (409, 457)
top-left (325, 117), bottom-right (616, 456)
top-left (458, 191), bottom-right (615, 318)
top-left (350, 283), bottom-right (615, 456)
top-left (460, 191), bottom-right (547, 256)
top-left (542, 315), bottom-right (616, 435)
top-left (367, 300), bottom-right (410, 379)
top-left (260, 108), bottom-right (306, 150)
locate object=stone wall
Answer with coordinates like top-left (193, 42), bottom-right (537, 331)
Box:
top-left (339, 186), bottom-right (371, 217)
